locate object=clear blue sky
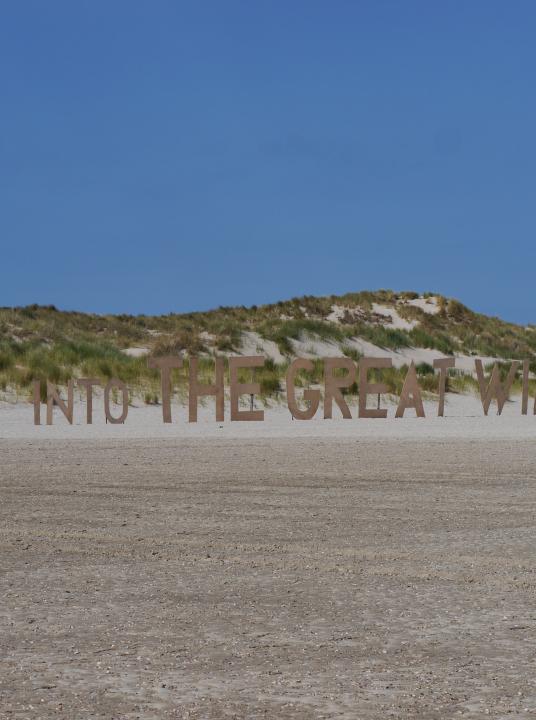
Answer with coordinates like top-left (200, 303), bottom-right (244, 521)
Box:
top-left (2, 2), bottom-right (535, 322)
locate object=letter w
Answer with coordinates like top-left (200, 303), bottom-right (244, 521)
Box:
top-left (474, 360), bottom-right (518, 415)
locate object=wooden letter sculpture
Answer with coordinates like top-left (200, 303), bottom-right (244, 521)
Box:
top-left (286, 358), bottom-right (320, 420)
top-left (46, 380), bottom-right (74, 425)
top-left (104, 379), bottom-right (129, 424)
top-left (433, 358), bottom-right (456, 417)
top-left (148, 355), bottom-right (183, 423)
top-left (358, 357), bottom-right (392, 418)
top-left (189, 357), bottom-right (225, 422)
top-left (522, 359), bottom-right (530, 415)
top-left (323, 357), bottom-right (356, 419)
top-left (474, 360), bottom-right (519, 415)
top-left (229, 356), bottom-right (265, 421)
top-left (77, 378), bottom-right (101, 424)
top-left (395, 362), bottom-right (425, 418)
top-left (33, 380), bottom-right (41, 425)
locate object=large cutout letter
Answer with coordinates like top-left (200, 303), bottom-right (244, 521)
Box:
top-left (323, 357), bottom-right (356, 419)
top-left (148, 355), bottom-right (183, 423)
top-left (104, 379), bottom-right (129, 424)
top-left (77, 378), bottom-right (101, 424)
top-left (522, 359), bottom-right (530, 415)
top-left (33, 380), bottom-right (41, 425)
top-left (474, 360), bottom-right (518, 415)
top-left (286, 358), bottom-right (320, 420)
top-left (229, 356), bottom-right (264, 421)
top-left (47, 381), bottom-right (74, 425)
top-left (358, 357), bottom-right (392, 418)
top-left (433, 358), bottom-right (456, 417)
top-left (395, 362), bottom-right (425, 418)
top-left (189, 357), bottom-right (225, 422)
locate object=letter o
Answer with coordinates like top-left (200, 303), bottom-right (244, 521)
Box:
top-left (104, 378), bottom-right (129, 424)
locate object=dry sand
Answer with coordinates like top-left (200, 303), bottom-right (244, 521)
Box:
top-left (1, 392), bottom-right (535, 441)
top-left (2, 433), bottom-right (536, 719)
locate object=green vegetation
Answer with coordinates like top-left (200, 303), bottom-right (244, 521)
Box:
top-left (1, 290), bottom-right (536, 403)
top-left (259, 318), bottom-right (345, 355)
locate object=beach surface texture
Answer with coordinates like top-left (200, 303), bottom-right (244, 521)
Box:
top-left (2, 396), bottom-right (536, 718)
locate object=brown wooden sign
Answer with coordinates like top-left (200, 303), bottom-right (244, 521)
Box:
top-left (33, 355), bottom-right (531, 425)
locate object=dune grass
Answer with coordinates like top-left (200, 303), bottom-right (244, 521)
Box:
top-left (2, 290), bottom-right (536, 403)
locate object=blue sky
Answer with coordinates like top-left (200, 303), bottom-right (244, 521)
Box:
top-left (1, 2), bottom-right (535, 322)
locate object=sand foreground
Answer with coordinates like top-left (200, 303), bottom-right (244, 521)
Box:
top-left (2, 437), bottom-right (536, 718)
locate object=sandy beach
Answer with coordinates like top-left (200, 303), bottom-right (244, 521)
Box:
top-left (2, 429), bottom-right (536, 718)
top-left (1, 390), bottom-right (536, 441)
top-left (4, 0), bottom-right (535, 715)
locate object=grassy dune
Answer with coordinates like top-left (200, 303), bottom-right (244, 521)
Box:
top-left (1, 290), bottom-right (536, 403)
